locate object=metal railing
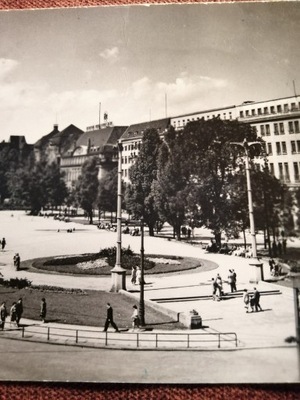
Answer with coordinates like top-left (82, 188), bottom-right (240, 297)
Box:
top-left (10, 325), bottom-right (238, 349)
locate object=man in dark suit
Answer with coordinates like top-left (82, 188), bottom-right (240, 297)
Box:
top-left (103, 303), bottom-right (120, 332)
top-left (252, 288), bottom-right (262, 312)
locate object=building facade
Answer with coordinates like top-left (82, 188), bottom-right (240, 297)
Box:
top-left (119, 118), bottom-right (170, 183)
top-left (60, 124), bottom-right (127, 189)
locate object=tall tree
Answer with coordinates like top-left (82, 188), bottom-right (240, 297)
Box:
top-left (97, 166), bottom-right (122, 221)
top-left (125, 129), bottom-right (161, 236)
top-left (76, 157), bottom-right (99, 224)
top-left (154, 128), bottom-right (189, 239)
top-left (180, 118), bottom-right (261, 246)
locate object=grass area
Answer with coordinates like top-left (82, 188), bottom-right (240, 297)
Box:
top-left (22, 254), bottom-right (210, 276)
top-left (0, 286), bottom-right (185, 330)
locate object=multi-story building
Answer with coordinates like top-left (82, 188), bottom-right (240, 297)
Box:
top-left (237, 96), bottom-right (300, 188)
top-left (60, 123), bottom-right (127, 189)
top-left (120, 118), bottom-right (170, 183)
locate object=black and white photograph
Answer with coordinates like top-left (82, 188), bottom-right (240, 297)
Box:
top-left (0, 2), bottom-right (299, 383)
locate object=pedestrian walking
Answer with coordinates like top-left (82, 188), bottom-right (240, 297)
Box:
top-left (0, 302), bottom-right (8, 330)
top-left (211, 278), bottom-right (221, 301)
top-left (13, 253), bottom-right (20, 271)
top-left (40, 298), bottom-right (47, 323)
top-left (131, 305), bottom-right (140, 330)
top-left (243, 289), bottom-right (250, 313)
top-left (216, 273), bottom-right (223, 297)
top-left (15, 298), bottom-right (23, 327)
top-left (1, 238), bottom-right (6, 251)
top-left (131, 266), bottom-right (137, 285)
top-left (232, 269), bottom-right (237, 291)
top-left (252, 287), bottom-right (262, 312)
top-left (269, 258), bottom-right (275, 276)
top-left (10, 302), bottom-right (17, 326)
top-left (228, 270), bottom-right (235, 293)
top-left (103, 303), bottom-right (119, 333)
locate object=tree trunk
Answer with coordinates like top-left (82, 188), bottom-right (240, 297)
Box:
top-left (214, 231), bottom-right (221, 248)
top-left (148, 224), bottom-right (155, 237)
top-left (88, 211), bottom-right (93, 225)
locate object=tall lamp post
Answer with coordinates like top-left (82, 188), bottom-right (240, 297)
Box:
top-left (110, 141), bottom-right (126, 292)
top-left (139, 216), bottom-right (145, 326)
top-left (231, 139), bottom-right (264, 283)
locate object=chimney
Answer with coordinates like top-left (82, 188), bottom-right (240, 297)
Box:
top-left (54, 124), bottom-right (59, 131)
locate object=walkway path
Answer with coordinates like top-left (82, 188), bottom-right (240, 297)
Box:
top-left (0, 211), bottom-right (297, 354)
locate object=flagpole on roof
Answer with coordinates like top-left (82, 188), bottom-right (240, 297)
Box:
top-left (99, 102), bottom-right (101, 128)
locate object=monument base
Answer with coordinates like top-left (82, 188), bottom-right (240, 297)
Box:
top-left (249, 258), bottom-right (264, 284)
top-left (110, 265), bottom-right (127, 292)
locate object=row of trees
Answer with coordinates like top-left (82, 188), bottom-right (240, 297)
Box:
top-left (124, 118), bottom-right (296, 247)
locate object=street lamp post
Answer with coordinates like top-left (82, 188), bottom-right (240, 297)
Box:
top-left (231, 139), bottom-right (264, 283)
top-left (110, 141), bottom-right (126, 292)
top-left (139, 216), bottom-right (145, 326)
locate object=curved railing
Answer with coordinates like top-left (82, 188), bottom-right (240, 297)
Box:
top-left (7, 325), bottom-right (239, 349)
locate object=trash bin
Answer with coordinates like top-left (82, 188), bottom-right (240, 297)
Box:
top-left (188, 310), bottom-right (202, 329)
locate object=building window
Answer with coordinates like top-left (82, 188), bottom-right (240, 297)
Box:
top-left (276, 142), bottom-right (281, 155)
top-left (277, 105), bottom-right (282, 113)
top-left (284, 163), bottom-right (290, 182)
top-left (295, 121), bottom-right (300, 133)
top-left (282, 142), bottom-right (287, 154)
top-left (291, 141), bottom-right (296, 154)
top-left (267, 143), bottom-right (272, 155)
top-left (240, 111), bottom-right (244, 118)
top-left (289, 121), bottom-right (294, 133)
top-left (279, 163), bottom-right (284, 180)
top-left (297, 140), bottom-right (300, 153)
top-left (252, 109), bottom-right (255, 116)
top-left (289, 120), bottom-right (299, 134)
top-left (260, 125), bottom-right (265, 136)
top-left (270, 106), bottom-right (275, 114)
top-left (269, 163), bottom-right (274, 175)
top-left (258, 108), bottom-right (262, 115)
top-left (264, 107), bottom-right (268, 114)
top-left (274, 123), bottom-right (279, 135)
top-left (280, 122), bottom-right (284, 134)
top-left (294, 162), bottom-right (300, 181)
top-left (246, 110), bottom-right (249, 117)
top-left (291, 102), bottom-right (296, 111)
top-left (266, 124), bottom-right (270, 136)
top-left (229, 112), bottom-right (232, 120)
top-left (284, 104), bottom-right (289, 112)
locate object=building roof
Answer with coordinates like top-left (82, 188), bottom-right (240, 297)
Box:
top-left (34, 124), bottom-right (60, 148)
top-left (121, 118), bottom-right (171, 140)
top-left (76, 126), bottom-right (127, 149)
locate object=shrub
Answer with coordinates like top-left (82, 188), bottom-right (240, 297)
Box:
top-left (0, 277), bottom-right (31, 289)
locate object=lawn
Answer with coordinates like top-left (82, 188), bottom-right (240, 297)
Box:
top-left (0, 286), bottom-right (185, 330)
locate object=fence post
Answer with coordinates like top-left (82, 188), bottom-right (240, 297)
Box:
top-left (22, 326), bottom-right (25, 338)
top-left (218, 333), bottom-right (221, 348)
top-left (156, 334), bottom-right (158, 348)
top-left (105, 331), bottom-right (108, 346)
top-left (47, 327), bottom-right (50, 341)
top-left (76, 330), bottom-right (78, 343)
top-left (137, 333), bottom-right (139, 348)
top-left (187, 334), bottom-right (190, 349)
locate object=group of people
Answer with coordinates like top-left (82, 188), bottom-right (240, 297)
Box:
top-left (0, 298), bottom-right (23, 329)
top-left (211, 270), bottom-right (237, 300)
top-left (0, 298), bottom-right (47, 330)
top-left (102, 303), bottom-right (140, 333)
top-left (243, 288), bottom-right (262, 313)
top-left (269, 258), bottom-right (282, 277)
top-left (130, 266), bottom-right (144, 285)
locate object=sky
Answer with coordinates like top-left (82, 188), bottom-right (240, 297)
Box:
top-left (0, 2), bottom-right (300, 144)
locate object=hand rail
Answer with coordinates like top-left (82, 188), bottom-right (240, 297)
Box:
top-left (15, 325), bottom-right (238, 349)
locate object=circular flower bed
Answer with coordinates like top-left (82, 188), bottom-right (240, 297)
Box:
top-left (23, 246), bottom-right (216, 276)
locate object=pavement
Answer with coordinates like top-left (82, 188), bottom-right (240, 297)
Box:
top-left (0, 210), bottom-right (298, 354)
